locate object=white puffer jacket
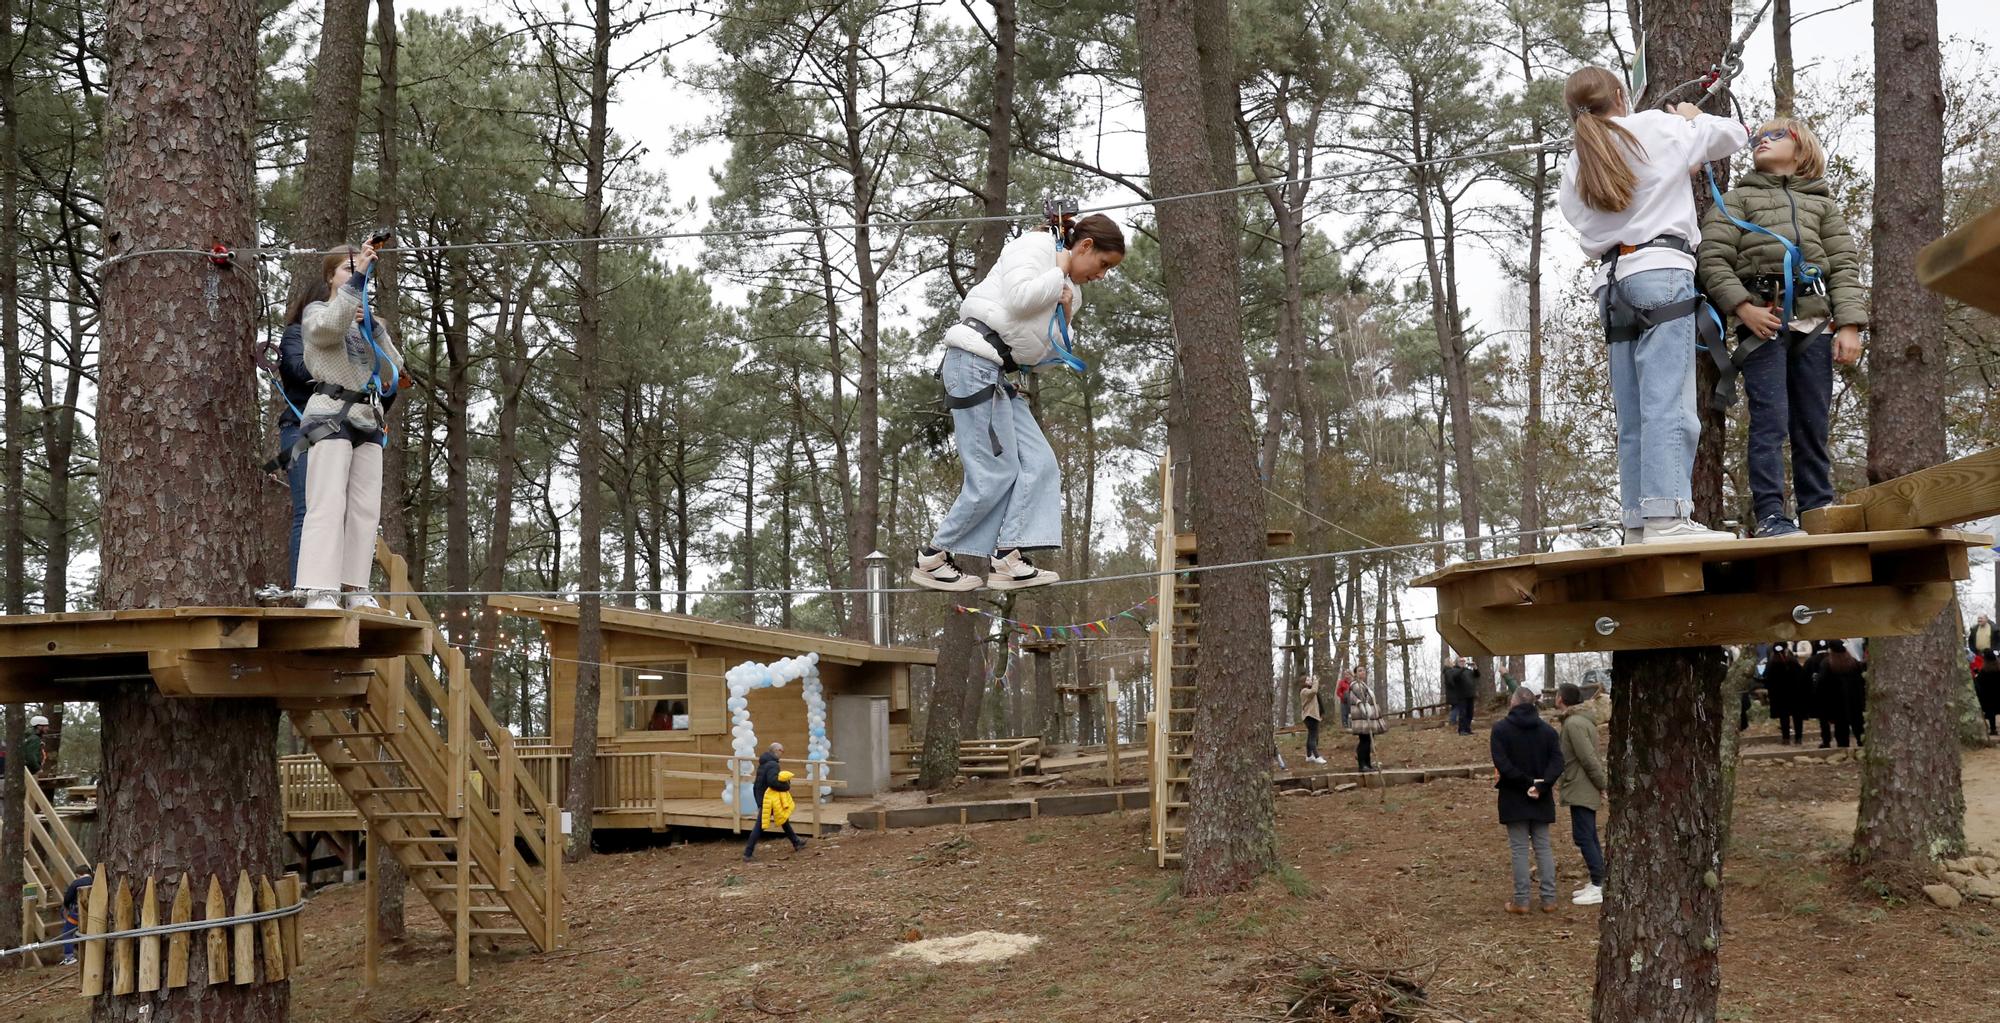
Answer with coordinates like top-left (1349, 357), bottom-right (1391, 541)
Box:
top-left (944, 231), bottom-right (1081, 369)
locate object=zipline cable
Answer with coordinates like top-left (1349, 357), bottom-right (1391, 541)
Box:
top-left (98, 138), bottom-right (1569, 270)
top-left (0, 900), bottom-right (308, 961)
top-left (359, 518), bottom-right (1617, 600)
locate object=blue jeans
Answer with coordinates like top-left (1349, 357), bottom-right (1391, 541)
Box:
top-left (280, 424), bottom-right (310, 586)
top-left (1604, 269), bottom-right (1701, 528)
top-left (931, 348), bottom-right (1061, 555)
top-left (1742, 328), bottom-right (1833, 524)
top-left (1570, 805), bottom-right (1606, 886)
top-left (1507, 820), bottom-right (1557, 904)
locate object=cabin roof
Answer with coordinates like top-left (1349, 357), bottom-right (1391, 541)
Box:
top-left (487, 594), bottom-right (938, 667)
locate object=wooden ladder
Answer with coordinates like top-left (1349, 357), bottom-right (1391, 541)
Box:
top-left (1149, 450), bottom-right (1201, 867)
top-left (290, 542), bottom-right (565, 986)
top-left (18, 767), bottom-right (88, 964)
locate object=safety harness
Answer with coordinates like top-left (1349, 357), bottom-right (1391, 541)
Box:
top-left (264, 267), bottom-right (400, 473)
top-left (1596, 235), bottom-right (1723, 348)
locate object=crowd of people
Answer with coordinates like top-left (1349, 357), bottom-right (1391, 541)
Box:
top-left (1743, 638), bottom-right (1869, 747)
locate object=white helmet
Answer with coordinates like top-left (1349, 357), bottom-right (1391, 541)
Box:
top-left (29, 715), bottom-right (48, 727)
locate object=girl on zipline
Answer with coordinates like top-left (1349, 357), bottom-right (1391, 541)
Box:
top-left (909, 212), bottom-right (1125, 591)
top-left (1697, 117), bottom-right (1866, 537)
top-left (291, 240), bottom-right (402, 610)
top-left (1558, 66), bottom-right (1748, 545)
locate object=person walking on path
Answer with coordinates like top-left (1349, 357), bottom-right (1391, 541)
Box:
top-left (1300, 674), bottom-right (1325, 764)
top-left (1555, 684), bottom-right (1608, 906)
top-left (743, 742), bottom-right (806, 861)
top-left (1764, 642), bottom-right (1811, 744)
top-left (1492, 687), bottom-right (1565, 914)
top-left (1444, 657), bottom-right (1480, 735)
top-left (1344, 678), bottom-right (1386, 772)
top-left (1973, 615), bottom-right (2000, 737)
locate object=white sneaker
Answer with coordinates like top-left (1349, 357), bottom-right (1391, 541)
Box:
top-left (908, 548), bottom-right (982, 592)
top-left (986, 549), bottom-right (1058, 590)
top-left (1640, 519), bottom-right (1735, 544)
top-left (1572, 883), bottom-right (1603, 905)
top-left (61, 955), bottom-right (77, 966)
top-left (304, 590), bottom-right (341, 611)
top-left (344, 592), bottom-right (382, 611)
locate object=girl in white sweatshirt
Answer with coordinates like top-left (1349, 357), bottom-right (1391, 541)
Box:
top-left (909, 214), bottom-right (1125, 591)
top-left (1557, 66), bottom-right (1747, 544)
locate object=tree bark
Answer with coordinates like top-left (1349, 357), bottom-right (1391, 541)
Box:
top-left (0, 707), bottom-right (23, 971)
top-left (564, 0), bottom-right (613, 863)
top-left (1592, 648), bottom-right (1725, 1023)
top-left (918, 614), bottom-right (972, 787)
top-left (97, 1), bottom-right (283, 1017)
top-left (1, 0), bottom-right (20, 621)
top-left (1772, 0), bottom-right (1795, 119)
top-left (1852, 0), bottom-right (1965, 871)
top-left (443, 255), bottom-right (472, 668)
top-left (367, 0), bottom-right (408, 945)
top-left (374, 0), bottom-right (410, 568)
top-left (972, 0), bottom-right (1016, 274)
top-left (1136, 0), bottom-right (1275, 896)
top-left (841, 28), bottom-right (881, 639)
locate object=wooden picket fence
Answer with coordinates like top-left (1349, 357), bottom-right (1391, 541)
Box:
top-left (76, 868), bottom-right (303, 995)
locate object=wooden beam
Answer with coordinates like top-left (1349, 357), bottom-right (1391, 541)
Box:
top-left (255, 614), bottom-right (362, 652)
top-left (1800, 504), bottom-right (1866, 535)
top-left (1433, 585), bottom-right (1494, 659)
top-left (1873, 543), bottom-right (1971, 586)
top-left (1459, 567), bottom-right (1539, 608)
top-left (1604, 554), bottom-right (1705, 600)
top-left (1918, 202), bottom-right (2000, 315)
top-left (1832, 448), bottom-right (2000, 532)
top-left (0, 616), bottom-right (257, 658)
top-left (1767, 546), bottom-right (1874, 591)
top-left (149, 649), bottom-right (373, 699)
top-left (1449, 583), bottom-right (1954, 656)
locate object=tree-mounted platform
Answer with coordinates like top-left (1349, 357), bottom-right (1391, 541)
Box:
top-left (0, 607), bottom-right (430, 705)
top-left (1416, 447), bottom-right (2000, 657)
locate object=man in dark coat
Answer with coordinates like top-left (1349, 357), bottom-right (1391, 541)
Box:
top-left (1492, 687), bottom-right (1564, 914)
top-left (1445, 657), bottom-right (1480, 735)
top-left (1764, 642), bottom-right (1810, 745)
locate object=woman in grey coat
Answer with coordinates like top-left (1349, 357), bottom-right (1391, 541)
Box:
top-left (292, 241), bottom-right (401, 610)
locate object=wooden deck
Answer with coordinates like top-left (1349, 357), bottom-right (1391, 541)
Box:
top-left (1416, 527), bottom-right (1985, 656)
top-left (0, 606), bottom-right (430, 704)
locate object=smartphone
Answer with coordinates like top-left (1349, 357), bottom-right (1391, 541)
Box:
top-left (367, 228), bottom-right (395, 249)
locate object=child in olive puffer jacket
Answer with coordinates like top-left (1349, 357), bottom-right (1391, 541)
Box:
top-left (1697, 117), bottom-right (1867, 539)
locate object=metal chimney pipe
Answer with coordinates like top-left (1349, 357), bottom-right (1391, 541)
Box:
top-left (865, 550), bottom-right (890, 646)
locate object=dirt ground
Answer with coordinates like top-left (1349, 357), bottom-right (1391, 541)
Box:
top-left (8, 740), bottom-right (1998, 1022)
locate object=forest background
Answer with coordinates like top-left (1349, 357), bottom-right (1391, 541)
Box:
top-left (3, 0), bottom-right (1998, 772)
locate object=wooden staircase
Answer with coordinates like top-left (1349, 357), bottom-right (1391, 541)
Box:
top-left (17, 768), bottom-right (88, 965)
top-left (289, 542), bottom-right (564, 985)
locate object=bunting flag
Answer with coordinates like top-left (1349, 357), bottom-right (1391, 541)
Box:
top-left (953, 595), bottom-right (1157, 637)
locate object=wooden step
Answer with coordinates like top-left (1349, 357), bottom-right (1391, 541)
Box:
top-left (370, 811), bottom-right (447, 819)
top-left (351, 785), bottom-right (425, 794)
top-left (468, 927), bottom-right (530, 937)
top-left (406, 860), bottom-right (467, 869)
top-left (388, 836), bottom-right (458, 846)
top-left (1163, 801), bottom-right (1189, 810)
top-left (1167, 730), bottom-right (1193, 737)
top-left (1163, 826), bottom-right (1186, 835)
top-left (418, 882), bottom-right (497, 894)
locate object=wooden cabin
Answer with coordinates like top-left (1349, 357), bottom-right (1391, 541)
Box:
top-left (487, 595), bottom-right (936, 833)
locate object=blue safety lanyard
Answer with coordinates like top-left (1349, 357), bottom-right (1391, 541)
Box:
top-left (1042, 228), bottom-right (1088, 373)
top-left (1703, 164), bottom-right (1823, 327)
top-left (357, 270), bottom-right (400, 446)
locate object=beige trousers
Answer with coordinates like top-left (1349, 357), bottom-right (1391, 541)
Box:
top-left (297, 439), bottom-right (383, 592)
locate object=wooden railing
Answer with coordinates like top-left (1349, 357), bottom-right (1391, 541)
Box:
top-left (891, 736), bottom-right (1043, 778)
top-left (278, 756), bottom-right (353, 817)
top-left (19, 769), bottom-right (89, 964)
top-left (515, 746), bottom-right (845, 835)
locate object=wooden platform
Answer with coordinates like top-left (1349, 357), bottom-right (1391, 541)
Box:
top-left (1417, 527), bottom-right (1986, 656)
top-left (0, 606), bottom-right (430, 704)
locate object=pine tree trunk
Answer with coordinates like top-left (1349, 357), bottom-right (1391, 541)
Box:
top-left (918, 613), bottom-right (972, 787)
top-left (564, 0), bottom-right (614, 863)
top-left (1852, 0), bottom-right (1965, 871)
top-left (1772, 0), bottom-right (1795, 119)
top-left (41, 277), bottom-right (84, 612)
top-left (443, 257), bottom-right (472, 668)
top-left (368, 0), bottom-right (408, 944)
top-left (96, 2), bottom-right (282, 1017)
top-left (973, 0), bottom-right (1016, 273)
top-left (1136, 0), bottom-right (1275, 896)
top-left (841, 29), bottom-right (881, 639)
top-left (1591, 648), bottom-right (1725, 1023)
top-left (1, 0), bottom-right (21, 616)
top-left (1588, 6), bottom-right (1732, 1019)
top-left (0, 707), bottom-right (24, 970)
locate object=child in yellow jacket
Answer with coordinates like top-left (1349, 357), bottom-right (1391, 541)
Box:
top-left (744, 769), bottom-right (806, 861)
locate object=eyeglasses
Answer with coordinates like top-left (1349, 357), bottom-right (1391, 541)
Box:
top-left (1754, 128), bottom-right (1793, 145)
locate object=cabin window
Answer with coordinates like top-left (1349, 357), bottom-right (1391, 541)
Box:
top-left (618, 661), bottom-right (691, 733)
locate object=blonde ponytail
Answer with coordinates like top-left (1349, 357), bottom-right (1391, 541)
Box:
top-left (1564, 67), bottom-right (1645, 213)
